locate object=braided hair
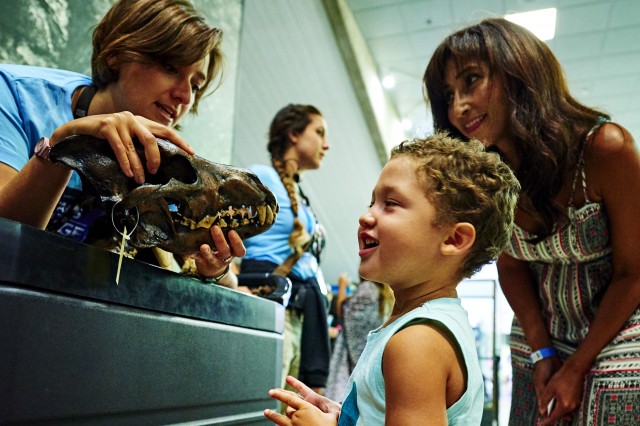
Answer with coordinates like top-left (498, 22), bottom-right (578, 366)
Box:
top-left (268, 104), bottom-right (322, 260)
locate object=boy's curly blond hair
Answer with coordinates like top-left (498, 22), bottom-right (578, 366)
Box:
top-left (391, 133), bottom-right (520, 279)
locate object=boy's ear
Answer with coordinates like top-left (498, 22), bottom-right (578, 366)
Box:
top-left (289, 131), bottom-right (299, 144)
top-left (441, 223), bottom-right (475, 256)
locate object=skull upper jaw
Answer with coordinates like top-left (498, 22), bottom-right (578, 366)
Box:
top-left (50, 135), bottom-right (278, 254)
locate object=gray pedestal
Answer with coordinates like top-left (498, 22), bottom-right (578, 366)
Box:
top-left (0, 218), bottom-right (284, 425)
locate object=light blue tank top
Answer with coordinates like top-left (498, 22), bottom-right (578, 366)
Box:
top-left (338, 297), bottom-right (484, 425)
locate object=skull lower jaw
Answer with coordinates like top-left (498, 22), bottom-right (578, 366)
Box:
top-left (130, 202), bottom-right (279, 254)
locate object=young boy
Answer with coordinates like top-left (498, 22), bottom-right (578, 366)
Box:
top-left (263, 133), bottom-right (520, 425)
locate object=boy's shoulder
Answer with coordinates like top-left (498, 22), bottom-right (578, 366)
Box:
top-left (384, 301), bottom-right (465, 366)
top-left (383, 299), bottom-right (467, 374)
top-left (381, 313), bottom-right (464, 421)
top-left (386, 320), bottom-right (457, 364)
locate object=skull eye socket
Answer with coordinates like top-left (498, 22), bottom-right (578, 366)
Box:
top-left (166, 197), bottom-right (191, 218)
top-left (145, 155), bottom-right (198, 185)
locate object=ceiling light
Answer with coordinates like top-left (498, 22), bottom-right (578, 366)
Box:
top-left (401, 118), bottom-right (413, 131)
top-left (381, 75), bottom-right (396, 89)
top-left (505, 8), bottom-right (556, 41)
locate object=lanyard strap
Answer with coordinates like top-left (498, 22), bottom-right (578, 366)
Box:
top-left (73, 85), bottom-right (97, 119)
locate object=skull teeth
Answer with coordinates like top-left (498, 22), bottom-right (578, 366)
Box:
top-left (173, 204), bottom-right (277, 230)
top-left (266, 204), bottom-right (274, 224)
top-left (257, 205), bottom-right (266, 225)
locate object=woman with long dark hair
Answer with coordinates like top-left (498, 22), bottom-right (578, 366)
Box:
top-left (424, 17), bottom-right (640, 426)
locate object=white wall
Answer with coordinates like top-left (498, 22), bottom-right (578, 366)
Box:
top-left (233, 0), bottom-right (384, 282)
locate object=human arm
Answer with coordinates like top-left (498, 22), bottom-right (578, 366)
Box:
top-left (539, 123), bottom-right (640, 424)
top-left (0, 112), bottom-right (193, 228)
top-left (496, 253), bottom-right (561, 404)
top-left (335, 273), bottom-right (351, 321)
top-left (383, 324), bottom-right (463, 425)
top-left (0, 156), bottom-right (72, 228)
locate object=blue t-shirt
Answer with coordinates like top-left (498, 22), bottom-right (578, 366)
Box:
top-left (243, 164), bottom-right (319, 280)
top-left (0, 64), bottom-right (100, 240)
top-left (0, 64), bottom-right (90, 183)
top-left (338, 298), bottom-right (484, 426)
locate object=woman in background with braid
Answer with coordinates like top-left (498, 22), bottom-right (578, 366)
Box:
top-left (241, 104), bottom-right (331, 396)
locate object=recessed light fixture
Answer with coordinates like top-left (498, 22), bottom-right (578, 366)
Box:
top-left (505, 7), bottom-right (556, 41)
top-left (381, 75), bottom-right (396, 89)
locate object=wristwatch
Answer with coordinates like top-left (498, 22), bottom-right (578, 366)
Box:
top-left (34, 137), bottom-right (52, 161)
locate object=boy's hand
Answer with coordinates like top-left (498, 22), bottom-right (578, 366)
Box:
top-left (284, 376), bottom-right (342, 415)
top-left (264, 388), bottom-right (338, 426)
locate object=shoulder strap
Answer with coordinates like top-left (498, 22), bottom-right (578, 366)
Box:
top-left (568, 118), bottom-right (608, 205)
top-left (568, 144), bottom-right (588, 206)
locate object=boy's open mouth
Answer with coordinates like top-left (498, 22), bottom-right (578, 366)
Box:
top-left (362, 237), bottom-right (379, 249)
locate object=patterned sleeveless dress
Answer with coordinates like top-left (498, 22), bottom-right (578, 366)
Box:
top-left (504, 130), bottom-right (640, 425)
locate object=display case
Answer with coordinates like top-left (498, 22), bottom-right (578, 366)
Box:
top-left (0, 218), bottom-right (284, 425)
top-left (458, 275), bottom-right (514, 426)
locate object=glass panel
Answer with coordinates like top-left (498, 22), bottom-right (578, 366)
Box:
top-left (459, 277), bottom-right (514, 425)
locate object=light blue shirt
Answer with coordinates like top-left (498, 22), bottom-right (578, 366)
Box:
top-left (0, 64), bottom-right (91, 190)
top-left (0, 64), bottom-right (104, 241)
top-left (243, 164), bottom-right (319, 280)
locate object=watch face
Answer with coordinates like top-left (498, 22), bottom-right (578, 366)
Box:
top-left (35, 137), bottom-right (51, 160)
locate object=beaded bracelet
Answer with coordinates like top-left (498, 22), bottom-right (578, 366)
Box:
top-left (201, 264), bottom-right (230, 284)
top-left (530, 347), bottom-right (558, 364)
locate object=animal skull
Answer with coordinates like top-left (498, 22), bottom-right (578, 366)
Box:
top-left (49, 134), bottom-right (278, 254)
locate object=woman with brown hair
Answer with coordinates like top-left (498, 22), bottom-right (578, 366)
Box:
top-left (241, 103), bottom-right (331, 394)
top-left (423, 17), bottom-right (640, 425)
top-left (0, 0), bottom-right (242, 286)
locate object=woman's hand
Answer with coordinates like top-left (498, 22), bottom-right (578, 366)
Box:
top-left (51, 112), bottom-right (194, 184)
top-left (1, 111), bottom-right (194, 228)
top-left (532, 356), bottom-right (562, 404)
top-left (537, 358), bottom-right (585, 425)
top-left (191, 226), bottom-right (246, 288)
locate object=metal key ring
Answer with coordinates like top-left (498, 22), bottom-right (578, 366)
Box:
top-left (111, 200), bottom-right (140, 238)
